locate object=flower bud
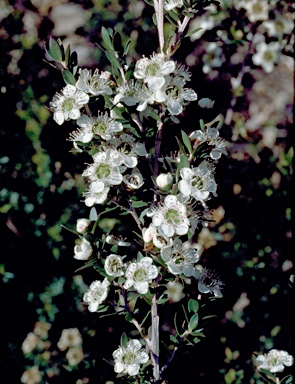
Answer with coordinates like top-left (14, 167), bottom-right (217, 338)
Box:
top-left (156, 173), bottom-right (173, 191)
top-left (198, 98), bottom-right (214, 109)
top-left (142, 225), bottom-right (157, 243)
top-left (76, 218), bottom-right (91, 233)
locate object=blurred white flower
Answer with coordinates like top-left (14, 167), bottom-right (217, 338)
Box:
top-left (252, 41), bottom-right (280, 73)
top-left (113, 339), bottom-right (149, 376)
top-left (164, 281), bottom-right (185, 302)
top-left (57, 328), bottom-right (82, 351)
top-left (76, 68), bottom-right (112, 96)
top-left (202, 42), bottom-right (224, 74)
top-left (74, 238), bottom-right (93, 260)
top-left (83, 278), bottom-right (110, 312)
top-left (104, 254), bottom-right (125, 277)
top-left (263, 13), bottom-right (294, 38)
top-left (134, 53), bottom-right (176, 91)
top-left (161, 238), bottom-right (200, 277)
top-left (22, 332), bottom-right (39, 354)
top-left (21, 366), bottom-right (41, 384)
top-left (178, 164), bottom-right (217, 202)
top-left (256, 349), bottom-right (294, 373)
top-left (236, 0), bottom-right (269, 23)
top-left (66, 347), bottom-right (84, 366)
top-left (105, 235), bottom-right (131, 247)
top-left (76, 218), bottom-right (91, 233)
top-left (150, 195), bottom-right (190, 238)
top-left (164, 0), bottom-right (183, 11)
top-left (124, 257), bottom-right (158, 294)
top-left (49, 85), bottom-right (89, 125)
top-left (189, 127), bottom-right (227, 160)
top-left (189, 14), bottom-right (215, 41)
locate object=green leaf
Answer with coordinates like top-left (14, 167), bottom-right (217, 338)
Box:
top-left (189, 313), bottom-right (199, 331)
top-left (62, 69), bottom-right (76, 85)
top-left (170, 335), bottom-right (178, 344)
top-left (149, 110), bottom-right (161, 122)
top-left (48, 37), bottom-right (63, 62)
top-left (282, 375), bottom-right (294, 384)
top-left (131, 201), bottom-right (148, 208)
top-left (101, 26), bottom-right (114, 51)
top-left (165, 14), bottom-right (178, 27)
top-left (181, 130), bottom-right (192, 154)
top-left (68, 51), bottom-right (78, 75)
top-left (125, 312), bottom-right (133, 323)
top-left (168, 10), bottom-right (179, 22)
top-left (105, 51), bottom-right (121, 69)
top-left (184, 27), bottom-right (202, 38)
top-left (96, 305), bottom-right (109, 313)
top-left (123, 39), bottom-right (131, 56)
top-left (188, 299), bottom-right (199, 313)
top-left (190, 331), bottom-right (205, 337)
top-left (179, 154), bottom-right (190, 169)
top-left (120, 332), bottom-right (128, 348)
top-left (258, 368), bottom-right (277, 378)
top-left (65, 44), bottom-right (71, 66)
top-left (193, 337), bottom-right (201, 344)
top-left (152, 13), bottom-right (158, 25)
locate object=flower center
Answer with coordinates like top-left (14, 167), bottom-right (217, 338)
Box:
top-left (122, 351), bottom-right (136, 365)
top-left (252, 3), bottom-right (263, 14)
top-left (134, 268), bottom-right (148, 282)
top-left (93, 121), bottom-right (107, 135)
top-left (62, 98), bottom-right (75, 112)
top-left (191, 176), bottom-right (204, 189)
top-left (164, 209), bottom-right (180, 224)
top-left (172, 253), bottom-right (185, 265)
top-left (93, 287), bottom-right (105, 301)
top-left (96, 163), bottom-right (111, 179)
top-left (146, 62), bottom-right (160, 76)
top-left (263, 51), bottom-right (275, 62)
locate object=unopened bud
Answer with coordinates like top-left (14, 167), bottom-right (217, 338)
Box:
top-left (76, 218), bottom-right (91, 233)
top-left (156, 173), bottom-right (173, 191)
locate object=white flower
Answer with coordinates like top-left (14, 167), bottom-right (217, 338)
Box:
top-left (252, 41), bottom-right (280, 73)
top-left (164, 0), bottom-right (183, 11)
top-left (123, 168), bottom-right (144, 189)
top-left (189, 127), bottom-right (227, 160)
top-left (113, 339), bottom-right (149, 376)
top-left (66, 347), bottom-right (84, 366)
top-left (155, 76), bottom-right (197, 115)
top-left (83, 183), bottom-right (110, 206)
top-left (192, 267), bottom-right (223, 297)
top-left (237, 0), bottom-right (269, 23)
top-left (57, 328), bottom-right (82, 351)
top-left (202, 42), bottom-right (224, 74)
top-left (178, 164), bottom-right (217, 202)
top-left (104, 254), bottom-right (125, 277)
top-left (113, 80), bottom-right (155, 111)
top-left (189, 14), bottom-right (215, 41)
top-left (76, 113), bottom-right (123, 141)
top-left (142, 224), bottom-right (173, 249)
top-left (74, 238), bottom-right (93, 260)
top-left (22, 332), bottom-right (39, 354)
top-left (76, 68), bottom-right (112, 96)
top-left (105, 235), bottom-right (131, 247)
top-left (82, 151), bottom-right (123, 189)
top-left (156, 173), bottom-right (173, 191)
top-left (164, 281), bottom-right (185, 302)
top-left (124, 257), bottom-right (158, 294)
top-left (256, 349), bottom-right (294, 373)
top-left (134, 53), bottom-right (176, 91)
top-left (161, 238), bottom-right (199, 276)
top-left (83, 278), bottom-right (110, 312)
top-left (76, 218), bottom-right (91, 233)
top-left (150, 195), bottom-right (190, 238)
top-left (49, 84), bottom-right (89, 125)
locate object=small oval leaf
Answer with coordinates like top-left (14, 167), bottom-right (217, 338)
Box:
top-left (49, 37), bottom-right (63, 62)
top-left (189, 313), bottom-right (199, 331)
top-left (62, 69), bottom-right (76, 86)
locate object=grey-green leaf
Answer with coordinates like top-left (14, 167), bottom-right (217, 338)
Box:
top-left (62, 69), bottom-right (76, 85)
top-left (48, 37), bottom-right (63, 62)
top-left (101, 26), bottom-right (114, 51)
top-left (189, 313), bottom-right (199, 331)
top-left (188, 298), bottom-right (199, 313)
